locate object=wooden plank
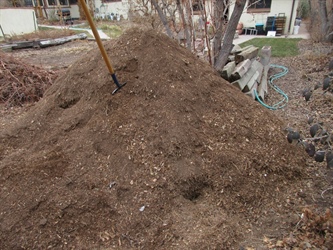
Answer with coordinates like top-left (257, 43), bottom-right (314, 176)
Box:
top-left (39, 33), bottom-right (87, 48)
top-left (228, 55), bottom-right (235, 62)
top-left (33, 40), bottom-right (42, 49)
top-left (232, 45), bottom-right (254, 55)
top-left (235, 46), bottom-right (259, 64)
top-left (230, 44), bottom-right (242, 54)
top-left (229, 59), bottom-right (252, 82)
top-left (260, 46), bottom-right (271, 66)
top-left (244, 82), bottom-right (258, 100)
top-left (0, 44), bottom-right (13, 52)
top-left (257, 82), bottom-right (265, 101)
top-left (231, 60), bottom-right (262, 91)
top-left (261, 64), bottom-right (270, 93)
top-left (257, 64), bottom-right (270, 100)
top-left (12, 41), bottom-right (34, 50)
top-left (243, 71), bottom-right (260, 93)
top-left (1, 33), bottom-right (88, 51)
top-left (219, 61), bottom-right (236, 81)
top-left (245, 61), bottom-right (263, 92)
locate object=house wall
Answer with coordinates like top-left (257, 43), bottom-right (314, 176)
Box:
top-left (94, 0), bottom-right (130, 20)
top-left (42, 5), bottom-right (80, 20)
top-left (0, 8), bottom-right (38, 36)
top-left (40, 1), bottom-right (129, 20)
top-left (70, 4), bottom-right (80, 18)
top-left (229, 0), bottom-right (299, 35)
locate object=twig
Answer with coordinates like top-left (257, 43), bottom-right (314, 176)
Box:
top-left (321, 186), bottom-right (333, 198)
top-left (294, 214), bottom-right (303, 231)
top-left (302, 135), bottom-right (329, 141)
top-left (121, 233), bottom-right (138, 247)
top-left (1, 53), bottom-right (54, 106)
top-left (1, 60), bottom-right (23, 85)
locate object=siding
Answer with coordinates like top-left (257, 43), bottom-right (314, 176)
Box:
top-left (229, 0), bottom-right (299, 35)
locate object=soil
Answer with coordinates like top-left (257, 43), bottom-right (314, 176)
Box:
top-left (0, 27), bottom-right (333, 249)
top-left (9, 39), bottom-right (98, 71)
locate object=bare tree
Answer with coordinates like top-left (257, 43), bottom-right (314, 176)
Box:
top-left (308, 0), bottom-right (333, 42)
top-left (212, 0), bottom-right (228, 65)
top-left (149, 0), bottom-right (247, 70)
top-left (151, 0), bottom-right (173, 37)
top-left (318, 0), bottom-right (333, 42)
top-left (176, 0), bottom-right (191, 49)
top-left (199, 0), bottom-right (213, 64)
top-left (77, 0), bottom-right (95, 20)
top-left (214, 0), bottom-right (246, 71)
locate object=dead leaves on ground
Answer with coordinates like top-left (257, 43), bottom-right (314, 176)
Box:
top-left (263, 208), bottom-right (333, 249)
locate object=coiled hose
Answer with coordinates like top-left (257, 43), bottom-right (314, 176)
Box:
top-left (254, 64), bottom-right (289, 110)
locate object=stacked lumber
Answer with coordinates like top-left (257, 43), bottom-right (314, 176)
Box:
top-left (219, 45), bottom-right (271, 101)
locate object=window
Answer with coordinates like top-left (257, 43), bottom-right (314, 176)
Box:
top-left (69, 0), bottom-right (77, 4)
top-left (47, 0), bottom-right (69, 6)
top-left (32, 0), bottom-right (44, 6)
top-left (25, 0), bottom-right (33, 6)
top-left (59, 0), bottom-right (69, 5)
top-left (192, 0), bottom-right (203, 14)
top-left (247, 0), bottom-right (271, 12)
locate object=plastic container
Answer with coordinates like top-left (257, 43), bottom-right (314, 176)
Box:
top-left (237, 22), bottom-right (244, 30)
top-left (255, 23), bottom-right (265, 35)
top-left (293, 25), bottom-right (300, 35)
top-left (236, 22), bottom-right (243, 35)
top-left (295, 18), bottom-right (301, 26)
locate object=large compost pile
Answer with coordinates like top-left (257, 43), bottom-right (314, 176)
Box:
top-left (0, 29), bottom-right (308, 249)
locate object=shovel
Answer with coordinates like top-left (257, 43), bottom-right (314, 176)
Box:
top-left (78, 0), bottom-right (126, 94)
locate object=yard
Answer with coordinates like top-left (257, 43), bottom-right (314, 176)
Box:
top-left (0, 24), bottom-right (333, 249)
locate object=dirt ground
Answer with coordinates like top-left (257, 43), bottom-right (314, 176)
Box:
top-left (1, 27), bottom-right (333, 249)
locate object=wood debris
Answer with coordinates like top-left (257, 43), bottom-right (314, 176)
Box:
top-left (220, 45), bottom-right (271, 101)
top-left (0, 51), bottom-right (55, 106)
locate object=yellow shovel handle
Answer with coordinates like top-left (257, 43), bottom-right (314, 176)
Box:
top-left (78, 0), bottom-right (114, 74)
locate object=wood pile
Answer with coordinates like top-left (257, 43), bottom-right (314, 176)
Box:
top-left (219, 45), bottom-right (271, 101)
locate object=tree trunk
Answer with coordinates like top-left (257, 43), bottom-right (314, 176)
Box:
top-left (214, 0), bottom-right (246, 71)
top-left (187, 0), bottom-right (196, 50)
top-left (235, 45), bottom-right (259, 64)
top-left (327, 11), bottom-right (333, 42)
top-left (319, 0), bottom-right (329, 39)
top-left (177, 0), bottom-right (191, 49)
top-left (42, 0), bottom-right (49, 19)
top-left (212, 0), bottom-right (225, 65)
top-left (200, 0), bottom-right (212, 64)
top-left (317, 0), bottom-right (333, 42)
top-left (77, 0), bottom-right (95, 20)
top-left (151, 0), bottom-right (173, 38)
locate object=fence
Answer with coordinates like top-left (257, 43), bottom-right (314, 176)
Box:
top-left (0, 8), bottom-right (38, 37)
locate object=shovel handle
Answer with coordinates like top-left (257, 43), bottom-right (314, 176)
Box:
top-left (78, 0), bottom-right (114, 75)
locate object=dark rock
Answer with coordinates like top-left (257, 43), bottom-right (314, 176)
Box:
top-left (314, 151), bottom-right (325, 162)
top-left (305, 142), bottom-right (316, 157)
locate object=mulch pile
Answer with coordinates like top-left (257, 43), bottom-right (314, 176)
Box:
top-left (0, 51), bottom-right (55, 106)
top-left (0, 29), bottom-right (320, 249)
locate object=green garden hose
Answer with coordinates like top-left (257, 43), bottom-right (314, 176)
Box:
top-left (254, 64), bottom-right (289, 110)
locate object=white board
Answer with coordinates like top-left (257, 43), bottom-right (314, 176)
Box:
top-left (267, 31), bottom-right (276, 37)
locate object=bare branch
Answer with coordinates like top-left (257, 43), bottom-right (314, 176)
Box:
top-left (321, 186), bottom-right (333, 198)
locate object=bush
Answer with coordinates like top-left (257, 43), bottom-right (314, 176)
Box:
top-left (297, 0), bottom-right (311, 19)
